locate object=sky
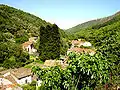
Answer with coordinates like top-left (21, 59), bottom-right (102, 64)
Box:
top-left (0, 0), bottom-right (120, 29)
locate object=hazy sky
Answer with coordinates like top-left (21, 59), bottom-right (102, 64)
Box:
top-left (1, 0), bottom-right (120, 29)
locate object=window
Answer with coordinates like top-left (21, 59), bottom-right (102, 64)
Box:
top-left (25, 79), bottom-right (27, 84)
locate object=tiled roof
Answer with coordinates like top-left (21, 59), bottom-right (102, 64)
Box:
top-left (22, 41), bottom-right (33, 47)
top-left (11, 67), bottom-right (31, 79)
top-left (0, 68), bottom-right (31, 80)
top-left (44, 60), bottom-right (63, 67)
top-left (44, 60), bottom-right (68, 69)
top-left (0, 84), bottom-right (16, 90)
top-left (4, 75), bottom-right (17, 84)
top-left (71, 40), bottom-right (84, 45)
top-left (22, 37), bottom-right (38, 47)
top-left (0, 69), bottom-right (12, 75)
top-left (68, 48), bottom-right (95, 54)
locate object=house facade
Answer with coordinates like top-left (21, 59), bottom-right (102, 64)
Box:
top-left (11, 74), bottom-right (32, 85)
top-left (68, 40), bottom-right (95, 55)
top-left (0, 67), bottom-right (33, 90)
top-left (71, 40), bottom-right (92, 48)
top-left (0, 67), bottom-right (43, 90)
top-left (22, 40), bottom-right (37, 54)
top-left (10, 67), bottom-right (32, 85)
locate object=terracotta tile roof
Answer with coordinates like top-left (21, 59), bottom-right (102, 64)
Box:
top-left (0, 69), bottom-right (12, 75)
top-left (22, 41), bottom-right (33, 47)
top-left (4, 75), bottom-right (17, 84)
top-left (44, 60), bottom-right (68, 69)
top-left (11, 67), bottom-right (31, 79)
top-left (71, 40), bottom-right (84, 45)
top-left (6, 84), bottom-right (16, 88)
top-left (68, 48), bottom-right (95, 54)
top-left (0, 68), bottom-right (31, 80)
top-left (0, 84), bottom-right (16, 90)
top-left (44, 60), bottom-right (63, 67)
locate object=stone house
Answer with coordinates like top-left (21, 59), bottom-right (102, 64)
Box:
top-left (0, 67), bottom-right (43, 90)
top-left (0, 68), bottom-right (32, 85)
top-left (71, 40), bottom-right (92, 48)
top-left (68, 40), bottom-right (95, 55)
top-left (22, 37), bottom-right (38, 54)
top-left (10, 67), bottom-right (32, 85)
top-left (22, 41), bottom-right (37, 54)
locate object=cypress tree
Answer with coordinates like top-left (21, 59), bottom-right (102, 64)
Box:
top-left (51, 24), bottom-right (60, 59)
top-left (39, 24), bottom-right (61, 61)
top-left (39, 25), bottom-right (47, 60)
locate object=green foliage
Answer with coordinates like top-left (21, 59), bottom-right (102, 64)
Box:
top-left (0, 4), bottom-right (50, 38)
top-left (0, 4), bottom-right (67, 44)
top-left (32, 52), bottom-right (111, 90)
top-left (39, 24), bottom-right (61, 61)
top-left (2, 56), bottom-right (16, 68)
top-left (60, 38), bottom-right (69, 55)
top-left (67, 12), bottom-right (120, 85)
top-left (0, 32), bottom-right (30, 68)
top-left (66, 19), bottom-right (102, 34)
top-left (68, 53), bottom-right (111, 89)
top-left (0, 4), bottom-right (68, 68)
top-left (0, 4), bottom-right (51, 68)
top-left (34, 60), bottom-right (44, 64)
top-left (22, 81), bottom-right (36, 90)
top-left (0, 32), bottom-right (16, 63)
top-left (15, 31), bottom-right (29, 44)
top-left (66, 11), bottom-right (120, 34)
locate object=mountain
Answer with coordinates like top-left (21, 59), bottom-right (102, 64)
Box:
top-left (0, 4), bottom-right (67, 43)
top-left (66, 19), bottom-right (102, 34)
top-left (0, 4), bottom-right (51, 36)
top-left (66, 11), bottom-right (120, 34)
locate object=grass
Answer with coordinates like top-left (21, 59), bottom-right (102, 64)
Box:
top-left (24, 59), bottom-right (44, 68)
top-left (34, 60), bottom-right (44, 64)
top-left (24, 64), bottom-right (33, 68)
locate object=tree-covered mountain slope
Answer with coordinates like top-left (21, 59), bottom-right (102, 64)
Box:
top-left (66, 11), bottom-right (120, 34)
top-left (70, 11), bottom-right (120, 40)
top-left (0, 4), bottom-right (50, 36)
top-left (0, 4), bottom-right (67, 43)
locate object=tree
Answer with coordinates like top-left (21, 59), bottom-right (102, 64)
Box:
top-left (32, 52), bottom-right (111, 90)
top-left (51, 24), bottom-right (60, 59)
top-left (39, 24), bottom-right (61, 61)
top-left (0, 32), bottom-right (15, 63)
top-left (0, 32), bottom-right (30, 68)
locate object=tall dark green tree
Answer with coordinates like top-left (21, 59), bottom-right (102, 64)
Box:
top-left (39, 24), bottom-right (61, 61)
top-left (51, 24), bottom-right (60, 59)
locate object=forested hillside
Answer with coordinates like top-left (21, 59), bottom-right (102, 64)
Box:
top-left (66, 11), bottom-right (120, 34)
top-left (0, 4), bottom-right (68, 69)
top-left (0, 4), bottom-right (67, 43)
top-left (0, 4), bottom-right (49, 43)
